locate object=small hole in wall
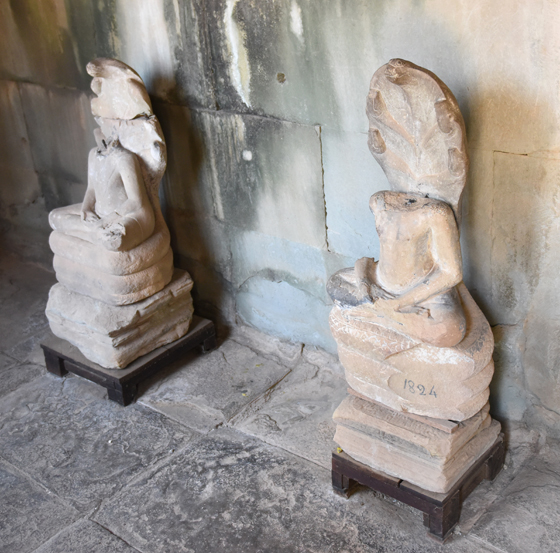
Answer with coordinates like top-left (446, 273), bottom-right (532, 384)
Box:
top-left (277, 72), bottom-right (286, 84)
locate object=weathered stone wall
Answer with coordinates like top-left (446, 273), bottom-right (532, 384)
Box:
top-left (2, 0), bottom-right (560, 436)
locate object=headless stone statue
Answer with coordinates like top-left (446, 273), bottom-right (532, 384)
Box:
top-left (328, 59), bottom-right (495, 421)
top-left (329, 59), bottom-right (501, 494)
top-left (48, 59), bottom-right (173, 305)
top-left (45, 59), bottom-right (194, 369)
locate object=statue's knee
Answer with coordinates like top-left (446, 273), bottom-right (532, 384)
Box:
top-left (48, 208), bottom-right (63, 230)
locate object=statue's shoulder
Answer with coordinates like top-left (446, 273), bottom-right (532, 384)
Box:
top-left (370, 191), bottom-right (454, 220)
top-left (111, 143), bottom-right (139, 166)
top-left (424, 197), bottom-right (454, 218)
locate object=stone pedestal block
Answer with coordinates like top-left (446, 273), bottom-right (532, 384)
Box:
top-left (46, 269), bottom-right (194, 369)
top-left (333, 394), bottom-right (501, 493)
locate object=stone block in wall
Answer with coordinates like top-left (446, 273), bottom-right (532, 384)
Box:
top-left (18, 83), bottom-right (95, 209)
top-left (204, 0), bottom-right (338, 126)
top-left (36, 175), bottom-right (87, 217)
top-left (193, 110), bottom-right (326, 249)
top-left (168, 213), bottom-right (233, 283)
top-left (0, 81), bottom-right (46, 230)
top-left (229, 230), bottom-right (352, 351)
top-left (155, 102), bottom-right (212, 219)
top-left (491, 152), bottom-right (560, 324)
top-left (0, 0), bottom-right (95, 90)
top-left (230, 230), bottom-right (335, 303)
top-left (90, 0), bottom-right (215, 109)
top-left (321, 128), bottom-right (386, 260)
top-left (202, 0), bottom-right (474, 132)
top-left (460, 148), bottom-right (494, 319)
top-left (1, 0), bottom-right (216, 105)
top-left (236, 276), bottom-right (336, 353)
top-left (491, 324), bottom-right (527, 423)
top-left (0, 81), bottom-right (34, 171)
top-left (492, 151), bottom-right (560, 428)
top-left (175, 254), bottom-right (236, 325)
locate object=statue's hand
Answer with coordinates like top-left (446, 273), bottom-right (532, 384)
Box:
top-left (81, 209), bottom-right (100, 224)
top-left (399, 304), bottom-right (431, 318)
top-left (98, 221), bottom-right (126, 251)
top-left (374, 297), bottom-right (400, 313)
top-left (375, 298), bottom-right (431, 318)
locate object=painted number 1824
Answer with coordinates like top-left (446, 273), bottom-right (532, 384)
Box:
top-left (403, 379), bottom-right (437, 398)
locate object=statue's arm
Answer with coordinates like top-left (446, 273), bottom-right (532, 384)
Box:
top-left (81, 149), bottom-right (99, 222)
top-left (386, 207), bottom-right (462, 311)
top-left (114, 153), bottom-right (148, 216)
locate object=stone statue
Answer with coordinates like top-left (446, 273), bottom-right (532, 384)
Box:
top-left (48, 58), bottom-right (173, 305)
top-left (329, 60), bottom-right (500, 492)
top-left (46, 59), bottom-right (193, 368)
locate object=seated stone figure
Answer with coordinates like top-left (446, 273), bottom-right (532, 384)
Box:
top-left (48, 58), bottom-right (173, 305)
top-left (328, 59), bottom-right (494, 421)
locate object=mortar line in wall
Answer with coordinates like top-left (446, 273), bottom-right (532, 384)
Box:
top-left (14, 81), bottom-right (41, 182)
top-left (195, 0), bottom-right (219, 110)
top-left (318, 124), bottom-right (330, 252)
top-left (491, 150), bottom-right (496, 309)
top-left (1, 78), bottom-right (84, 94)
top-left (188, 105), bottom-right (317, 128)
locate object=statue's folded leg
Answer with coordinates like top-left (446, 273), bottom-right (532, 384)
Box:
top-left (48, 204), bottom-right (99, 245)
top-left (353, 287), bottom-right (466, 348)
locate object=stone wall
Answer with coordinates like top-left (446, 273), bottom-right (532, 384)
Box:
top-left (2, 0), bottom-right (560, 436)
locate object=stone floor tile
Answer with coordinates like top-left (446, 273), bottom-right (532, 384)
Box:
top-left (93, 428), bottom-right (488, 553)
top-left (138, 340), bottom-right (291, 433)
top-left (229, 323), bottom-right (303, 368)
top-left (232, 359), bottom-right (347, 470)
top-left (469, 440), bottom-right (560, 553)
top-left (0, 360), bottom-right (42, 399)
top-left (0, 374), bottom-right (197, 511)
top-left (6, 325), bottom-right (52, 366)
top-left (33, 519), bottom-right (140, 553)
top-left (457, 423), bottom-right (541, 534)
top-left (0, 253), bottom-right (55, 360)
top-left (0, 459), bottom-right (79, 553)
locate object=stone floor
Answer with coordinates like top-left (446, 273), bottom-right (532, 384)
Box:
top-left (1, 250), bottom-right (558, 553)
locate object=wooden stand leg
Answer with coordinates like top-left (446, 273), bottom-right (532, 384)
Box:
top-left (485, 439), bottom-right (505, 481)
top-left (107, 382), bottom-right (137, 406)
top-left (201, 334), bottom-right (217, 353)
top-left (43, 349), bottom-right (68, 377)
top-left (425, 490), bottom-right (461, 541)
top-left (332, 469), bottom-right (358, 498)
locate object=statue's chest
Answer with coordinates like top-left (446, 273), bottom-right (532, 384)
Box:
top-left (92, 154), bottom-right (127, 212)
top-left (376, 210), bottom-right (428, 245)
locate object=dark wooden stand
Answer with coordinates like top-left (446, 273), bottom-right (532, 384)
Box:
top-left (332, 434), bottom-right (505, 542)
top-left (41, 316), bottom-right (217, 406)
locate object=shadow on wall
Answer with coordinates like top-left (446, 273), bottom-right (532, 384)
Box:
top-left (153, 99), bottom-right (235, 329)
top-left (461, 84), bottom-right (560, 434)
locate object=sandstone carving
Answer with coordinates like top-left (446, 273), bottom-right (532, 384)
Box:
top-left (328, 59), bottom-right (500, 493)
top-left (46, 59), bottom-right (193, 369)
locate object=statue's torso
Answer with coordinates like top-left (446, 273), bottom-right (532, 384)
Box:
top-left (371, 191), bottom-right (448, 295)
top-left (90, 145), bottom-right (131, 216)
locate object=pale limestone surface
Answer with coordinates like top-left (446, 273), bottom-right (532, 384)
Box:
top-left (335, 396), bottom-right (494, 461)
top-left (335, 421), bottom-right (500, 494)
top-left (3, 0), bottom-right (560, 438)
